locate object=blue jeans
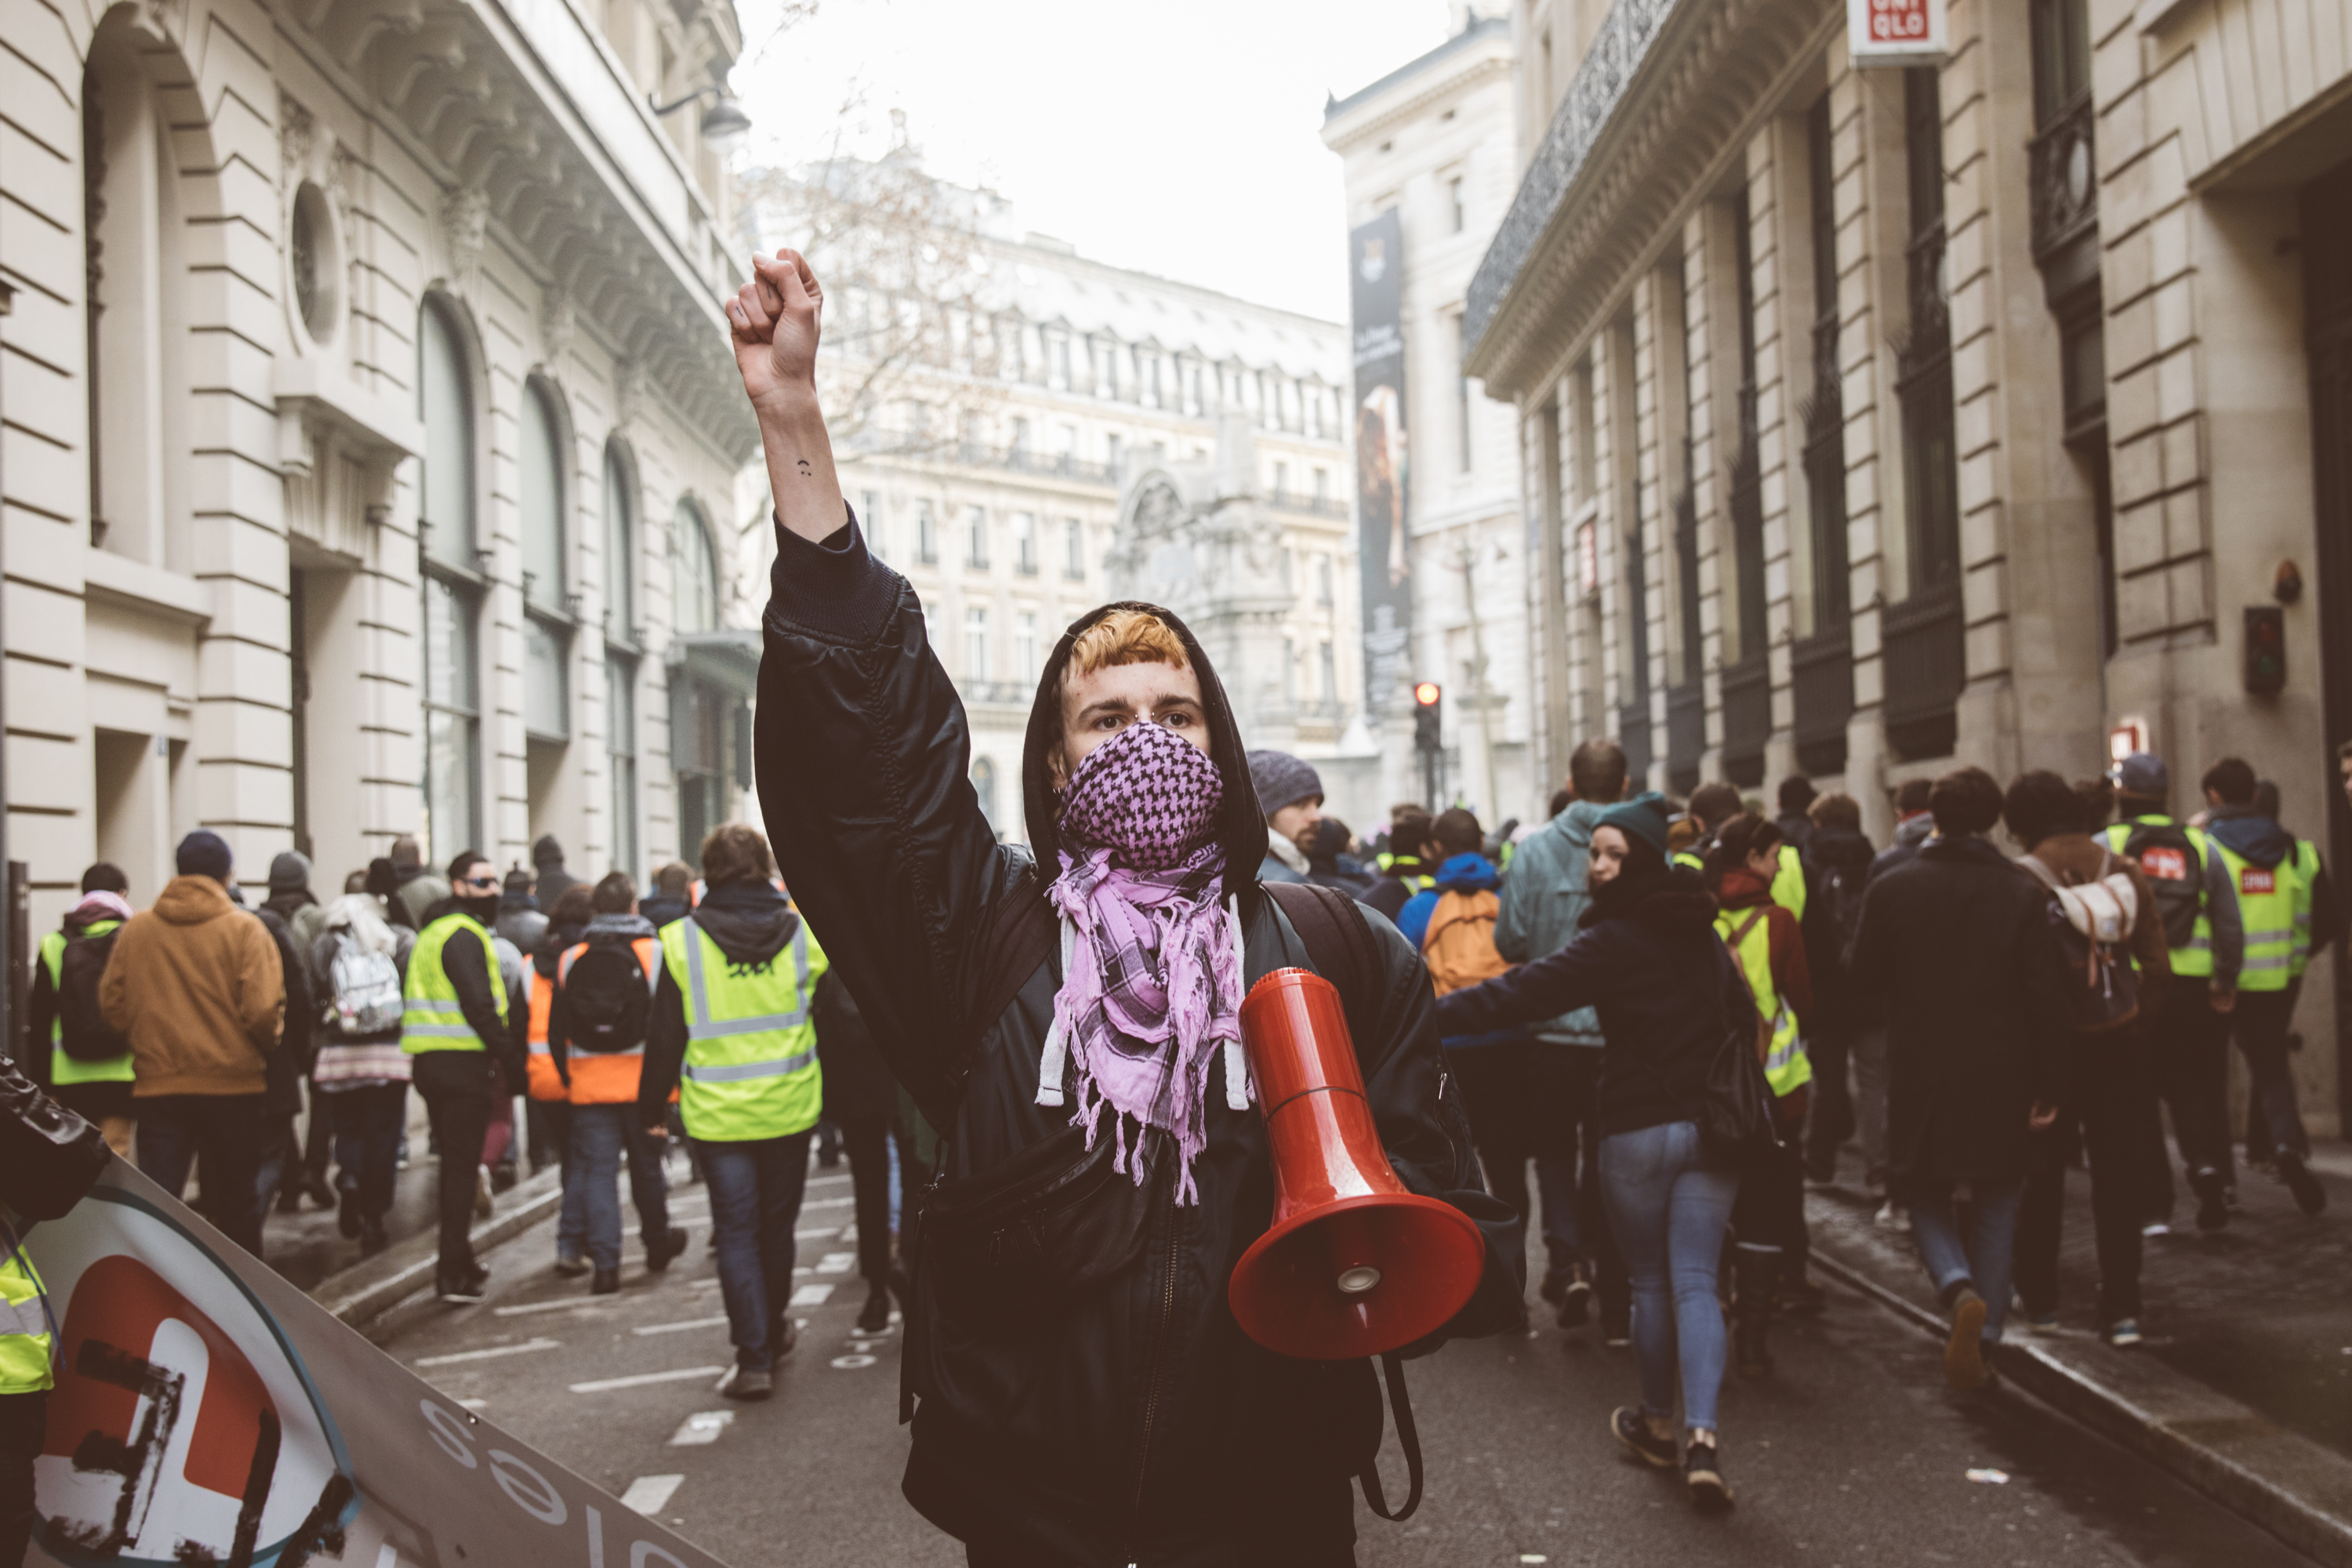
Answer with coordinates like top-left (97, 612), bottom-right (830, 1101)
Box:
top-left (1599, 1120), bottom-right (1739, 1432)
top-left (1906, 1176), bottom-right (2024, 1341)
top-left (572, 1104), bottom-right (670, 1272)
top-left (539, 1100), bottom-right (587, 1263)
top-left (701, 1131), bottom-right (813, 1371)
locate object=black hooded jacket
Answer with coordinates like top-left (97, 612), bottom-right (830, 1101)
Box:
top-left (756, 508), bottom-right (1523, 1565)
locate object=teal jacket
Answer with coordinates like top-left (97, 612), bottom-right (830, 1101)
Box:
top-left (1493, 800), bottom-right (1608, 1046)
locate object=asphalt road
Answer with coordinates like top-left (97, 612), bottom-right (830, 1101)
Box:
top-left (368, 1148), bottom-right (2325, 1568)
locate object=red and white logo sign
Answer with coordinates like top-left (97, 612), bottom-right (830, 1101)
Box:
top-left (2140, 847), bottom-right (2189, 883)
top-left (2241, 867), bottom-right (2277, 896)
top-left (1847, 0), bottom-right (1947, 64)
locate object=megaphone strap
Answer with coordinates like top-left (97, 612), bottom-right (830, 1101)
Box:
top-left (1358, 1352), bottom-right (1425, 1522)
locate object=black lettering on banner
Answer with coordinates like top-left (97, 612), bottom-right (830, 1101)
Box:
top-left (56, 1338), bottom-right (186, 1558)
top-left (225, 1405), bottom-right (281, 1566)
top-left (272, 1472), bottom-right (358, 1568)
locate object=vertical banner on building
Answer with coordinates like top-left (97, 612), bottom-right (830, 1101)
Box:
top-left (21, 1160), bottom-right (734, 1568)
top-left (1350, 209), bottom-right (1412, 713)
top-left (1846, 0), bottom-right (1948, 64)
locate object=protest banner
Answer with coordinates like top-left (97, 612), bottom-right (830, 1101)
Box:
top-left (22, 1160), bottom-right (732, 1568)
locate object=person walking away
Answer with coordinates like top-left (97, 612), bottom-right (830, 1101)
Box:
top-left (814, 960), bottom-right (902, 1332)
top-left (1707, 815), bottom-right (1817, 1377)
top-left (1248, 750), bottom-right (1322, 885)
top-left (1799, 794), bottom-right (1876, 1186)
top-left (1857, 775), bottom-right (1933, 1230)
top-left (1439, 793), bottom-right (1754, 1510)
top-left (640, 862), bottom-right (695, 929)
top-left (27, 863), bottom-right (137, 1156)
top-left (401, 852), bottom-right (526, 1302)
top-left (531, 834), bottom-right (580, 910)
top-left (263, 852), bottom-right (340, 1213)
top-left (497, 866), bottom-right (549, 954)
top-left (389, 836), bottom-right (450, 932)
top-left (252, 895), bottom-right (320, 1240)
top-left (1774, 778), bottom-right (1817, 861)
top-left (310, 891), bottom-right (413, 1256)
top-left (530, 886), bottom-right (595, 1268)
top-left (477, 928), bottom-right (531, 1210)
top-left (98, 830), bottom-right (285, 1254)
top-left (549, 872), bottom-right (684, 1294)
top-left (1674, 783), bottom-right (1744, 872)
top-left (1848, 769), bottom-right (2071, 1389)
top-left (637, 826), bottom-right (824, 1399)
top-left (1365, 808), bottom-right (1439, 922)
top-left (2200, 757), bottom-right (2330, 1214)
top-left (2102, 752), bottom-right (2242, 1230)
top-left (1871, 779), bottom-right (1936, 884)
top-left (2003, 771), bottom-right (2170, 1347)
top-left (1495, 740), bottom-right (1631, 1339)
top-left (1305, 818), bottom-right (1376, 896)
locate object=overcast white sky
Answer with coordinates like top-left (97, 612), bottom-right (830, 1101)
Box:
top-left (729, 0), bottom-right (1464, 323)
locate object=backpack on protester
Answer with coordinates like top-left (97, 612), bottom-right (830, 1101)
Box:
top-left (327, 934), bottom-right (405, 1038)
top-left (1421, 887), bottom-right (1511, 996)
top-left (561, 940), bottom-right (654, 1053)
top-left (2116, 820), bottom-right (2204, 949)
top-left (56, 927), bottom-right (131, 1063)
top-left (1817, 861), bottom-right (1870, 972)
top-left (2021, 851), bottom-right (2143, 1033)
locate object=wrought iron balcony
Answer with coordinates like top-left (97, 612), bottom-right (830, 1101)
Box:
top-left (1881, 580), bottom-right (1965, 760)
top-left (1791, 624), bottom-right (1854, 778)
top-left (2030, 93), bottom-right (2097, 265)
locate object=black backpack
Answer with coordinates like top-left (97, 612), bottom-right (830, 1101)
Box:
top-left (1818, 862), bottom-right (1869, 972)
top-left (57, 926), bottom-right (130, 1062)
top-left (562, 938), bottom-right (652, 1053)
top-left (2116, 820), bottom-right (2204, 949)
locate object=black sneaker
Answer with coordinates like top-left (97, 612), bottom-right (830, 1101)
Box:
top-left (720, 1363), bottom-right (773, 1402)
top-left (438, 1268), bottom-right (488, 1305)
top-left (1557, 1273), bottom-right (1593, 1330)
top-left (337, 1185), bottom-right (363, 1240)
top-left (2278, 1154), bottom-right (2328, 1217)
top-left (2190, 1167), bottom-right (2230, 1232)
top-left (1944, 1286), bottom-right (1988, 1390)
top-left (590, 1267), bottom-right (620, 1295)
top-left (1685, 1438), bottom-right (1733, 1512)
top-left (1611, 1407), bottom-right (1677, 1469)
top-left (1538, 1266), bottom-right (1570, 1308)
top-left (857, 1283), bottom-right (891, 1334)
top-left (1602, 1308), bottom-right (1632, 1350)
top-left (646, 1225), bottom-right (689, 1272)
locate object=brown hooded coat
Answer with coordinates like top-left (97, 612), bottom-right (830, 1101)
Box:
top-left (99, 874), bottom-right (284, 1097)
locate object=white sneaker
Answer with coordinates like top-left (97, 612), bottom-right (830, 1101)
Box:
top-left (2140, 1220), bottom-right (2170, 1239)
top-left (1875, 1201), bottom-right (1907, 1231)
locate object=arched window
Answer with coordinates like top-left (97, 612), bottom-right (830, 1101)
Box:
top-left (602, 441), bottom-right (640, 875)
top-left (418, 296), bottom-right (482, 857)
top-left (671, 501), bottom-right (719, 634)
top-left (521, 376), bottom-right (569, 742)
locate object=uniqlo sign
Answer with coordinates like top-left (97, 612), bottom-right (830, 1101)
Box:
top-left (1849, 0), bottom-right (1948, 64)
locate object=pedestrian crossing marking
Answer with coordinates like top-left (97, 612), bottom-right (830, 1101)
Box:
top-left (816, 1253), bottom-right (855, 1274)
top-left (789, 1283), bottom-right (834, 1306)
top-left (668, 1411), bottom-right (735, 1446)
top-left (829, 1354), bottom-right (877, 1370)
top-left (494, 1296), bottom-right (615, 1317)
top-left (415, 1337), bottom-right (561, 1367)
top-left (569, 1366), bottom-right (728, 1393)
top-left (635, 1315), bottom-right (732, 1336)
top-left (800, 1196), bottom-right (852, 1210)
top-left (619, 1475), bottom-right (684, 1515)
top-left (794, 1226), bottom-right (840, 1241)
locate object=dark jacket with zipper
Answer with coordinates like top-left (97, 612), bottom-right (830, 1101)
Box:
top-left (755, 507), bottom-right (1523, 1566)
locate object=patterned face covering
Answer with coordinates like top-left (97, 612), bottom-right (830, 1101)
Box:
top-left (1040, 715), bottom-right (1247, 1205)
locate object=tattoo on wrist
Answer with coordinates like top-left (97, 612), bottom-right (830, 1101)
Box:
top-left (796, 459), bottom-right (812, 477)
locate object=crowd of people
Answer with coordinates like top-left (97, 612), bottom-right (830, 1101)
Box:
top-left (1239, 733), bottom-right (2346, 1511)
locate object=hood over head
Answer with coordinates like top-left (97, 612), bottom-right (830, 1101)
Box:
top-left (1435, 851), bottom-right (1500, 893)
top-left (1548, 797), bottom-right (1608, 848)
top-left (1809, 825), bottom-right (1877, 873)
top-left (1583, 858), bottom-right (1717, 933)
top-left (2205, 802), bottom-right (2293, 868)
top-left (1021, 601), bottom-right (1267, 918)
top-left (534, 920), bottom-right (590, 976)
top-left (1894, 811), bottom-right (1936, 848)
top-left (582, 912), bottom-right (657, 942)
top-left (532, 834), bottom-right (566, 869)
top-left (691, 879), bottom-right (800, 966)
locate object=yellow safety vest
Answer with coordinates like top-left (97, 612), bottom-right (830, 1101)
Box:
top-left (2102, 817), bottom-right (2218, 978)
top-left (1718, 904), bottom-right (1809, 1097)
top-left (659, 913), bottom-right (827, 1142)
top-left (401, 913), bottom-right (510, 1053)
top-left (41, 920), bottom-right (133, 1086)
top-left (1769, 842), bottom-right (1807, 923)
top-left (2291, 839), bottom-right (2321, 980)
top-left (1, 1232), bottom-right (55, 1396)
top-left (2211, 841), bottom-right (2296, 993)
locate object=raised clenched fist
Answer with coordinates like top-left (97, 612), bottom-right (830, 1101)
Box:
top-left (728, 249), bottom-right (824, 412)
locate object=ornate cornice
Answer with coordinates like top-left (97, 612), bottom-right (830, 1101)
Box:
top-left (1321, 45), bottom-right (1514, 154)
top-left (1464, 0), bottom-right (1837, 397)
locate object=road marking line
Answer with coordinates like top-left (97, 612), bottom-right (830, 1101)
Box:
top-left (788, 1283), bottom-right (834, 1306)
top-left (569, 1366), bottom-right (727, 1393)
top-left (829, 1354), bottom-right (877, 1370)
top-left (415, 1338), bottom-right (561, 1367)
top-left (815, 1253), bottom-right (855, 1275)
top-left (456, 1399), bottom-right (488, 1410)
top-left (799, 1196), bottom-right (852, 1210)
top-left (667, 1410), bottom-right (735, 1447)
top-left (806, 1174), bottom-right (851, 1188)
top-left (634, 1315), bottom-right (731, 1336)
top-left (619, 1475), bottom-right (684, 1515)
top-left (492, 1298), bottom-right (612, 1317)
top-left (794, 1226), bottom-right (839, 1241)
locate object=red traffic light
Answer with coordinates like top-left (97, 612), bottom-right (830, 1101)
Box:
top-left (1413, 681), bottom-right (1442, 707)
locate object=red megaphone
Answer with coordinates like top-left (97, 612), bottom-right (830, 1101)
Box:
top-left (1227, 967), bottom-right (1487, 1360)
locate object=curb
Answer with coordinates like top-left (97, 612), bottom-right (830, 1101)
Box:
top-left (1807, 1203), bottom-right (2352, 1568)
top-left (309, 1163), bottom-right (565, 1328)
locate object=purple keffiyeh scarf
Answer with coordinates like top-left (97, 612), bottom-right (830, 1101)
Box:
top-left (1038, 717), bottom-right (1248, 1206)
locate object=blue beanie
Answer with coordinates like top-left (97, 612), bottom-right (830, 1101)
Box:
top-left (1595, 792), bottom-right (1671, 859)
top-left (176, 829), bottom-right (234, 882)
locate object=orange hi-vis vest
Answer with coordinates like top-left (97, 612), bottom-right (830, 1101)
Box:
top-left (524, 967), bottom-right (566, 1102)
top-left (559, 936), bottom-right (663, 1105)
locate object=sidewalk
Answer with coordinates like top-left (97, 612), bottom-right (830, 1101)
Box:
top-left (1805, 1142), bottom-right (2352, 1565)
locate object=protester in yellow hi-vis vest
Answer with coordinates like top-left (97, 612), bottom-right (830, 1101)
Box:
top-left (403, 851), bottom-right (527, 1303)
top-left (1704, 815), bottom-right (1817, 1381)
top-left (527, 885), bottom-right (596, 1277)
top-left (640, 824), bottom-right (826, 1403)
top-left (550, 872), bottom-right (686, 1296)
top-left (2200, 758), bottom-right (2331, 1216)
top-left (26, 863), bottom-right (138, 1156)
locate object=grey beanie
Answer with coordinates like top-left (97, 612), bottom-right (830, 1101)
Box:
top-left (1247, 749), bottom-right (1323, 818)
top-left (268, 850), bottom-right (312, 894)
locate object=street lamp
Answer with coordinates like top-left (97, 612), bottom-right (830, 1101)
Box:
top-left (648, 85), bottom-right (752, 154)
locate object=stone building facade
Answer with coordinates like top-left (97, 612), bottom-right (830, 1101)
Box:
top-left (1467, 0), bottom-right (2351, 1131)
top-left (0, 0), bottom-right (759, 931)
top-left (1323, 11), bottom-right (1539, 827)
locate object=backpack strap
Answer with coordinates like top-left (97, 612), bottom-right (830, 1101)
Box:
top-left (1262, 881), bottom-right (1383, 1051)
top-left (1357, 1352), bottom-right (1426, 1521)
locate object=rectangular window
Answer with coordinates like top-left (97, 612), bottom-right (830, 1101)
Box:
top-left (605, 653), bottom-right (637, 878)
top-left (524, 618), bottom-right (568, 741)
top-left (1273, 460), bottom-right (1290, 501)
top-left (1010, 417), bottom-right (1030, 455)
top-left (1015, 610), bottom-right (1038, 674)
top-left (1456, 316), bottom-right (1474, 473)
top-left (1317, 554), bottom-right (1334, 605)
top-left (1106, 433), bottom-right (1123, 473)
top-left (1283, 636), bottom-right (1297, 701)
top-left (861, 489), bottom-right (883, 559)
top-left (965, 504), bottom-right (989, 568)
top-left (916, 501), bottom-right (938, 564)
top-left (1186, 364), bottom-right (1202, 415)
top-left (1449, 175), bottom-right (1466, 234)
top-left (965, 607), bottom-right (989, 677)
top-left (1054, 335), bottom-right (1072, 390)
top-left (1014, 511), bottom-right (1037, 575)
top-left (421, 573), bottom-right (481, 860)
top-left (1313, 467), bottom-right (1330, 504)
top-left (1064, 517), bottom-right (1084, 579)
top-left (1279, 548), bottom-right (1294, 593)
top-left (1319, 640), bottom-right (1337, 700)
top-left (1097, 341), bottom-right (1116, 399)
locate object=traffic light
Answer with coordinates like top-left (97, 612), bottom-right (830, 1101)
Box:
top-left (2244, 607), bottom-right (2285, 695)
top-left (1413, 681), bottom-right (1443, 753)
